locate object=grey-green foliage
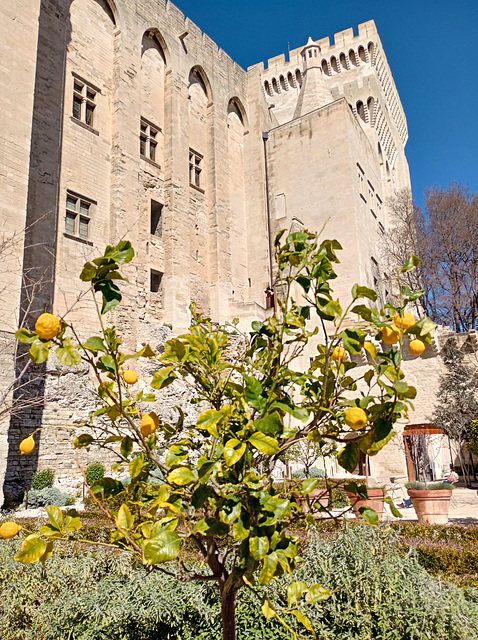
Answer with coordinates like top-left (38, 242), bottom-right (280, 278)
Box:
top-left (1, 527), bottom-right (478, 640)
top-left (85, 463), bottom-right (105, 486)
top-left (292, 466), bottom-right (325, 479)
top-left (299, 525), bottom-right (478, 640)
top-left (30, 468), bottom-right (54, 490)
top-left (24, 487), bottom-right (70, 509)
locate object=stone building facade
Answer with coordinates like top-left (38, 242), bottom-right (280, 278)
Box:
top-left (1, 0), bottom-right (437, 499)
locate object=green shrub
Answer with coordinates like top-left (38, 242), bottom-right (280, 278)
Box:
top-left (405, 480), bottom-right (454, 490)
top-left (24, 487), bottom-right (70, 509)
top-left (30, 469), bottom-right (54, 490)
top-left (85, 462), bottom-right (105, 486)
top-left (1, 525), bottom-right (478, 640)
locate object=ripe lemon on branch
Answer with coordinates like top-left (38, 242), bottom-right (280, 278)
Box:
top-left (35, 313), bottom-right (60, 340)
top-left (381, 325), bottom-right (400, 345)
top-left (19, 435), bottom-right (35, 455)
top-left (331, 346), bottom-right (346, 363)
top-left (140, 412), bottom-right (159, 436)
top-left (409, 339), bottom-right (425, 357)
top-left (344, 407), bottom-right (368, 430)
top-left (122, 370), bottom-right (138, 385)
top-left (0, 522), bottom-right (22, 539)
top-left (393, 312), bottom-right (415, 331)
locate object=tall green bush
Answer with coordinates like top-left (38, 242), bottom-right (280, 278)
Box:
top-left (30, 469), bottom-right (54, 490)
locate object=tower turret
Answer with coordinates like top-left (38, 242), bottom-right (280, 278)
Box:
top-left (293, 37), bottom-right (332, 118)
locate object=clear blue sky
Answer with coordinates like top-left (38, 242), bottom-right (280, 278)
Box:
top-left (173, 0), bottom-right (478, 209)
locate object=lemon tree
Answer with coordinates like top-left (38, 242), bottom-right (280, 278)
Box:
top-left (11, 235), bottom-right (434, 640)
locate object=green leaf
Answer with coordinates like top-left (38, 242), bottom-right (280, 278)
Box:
top-left (244, 375), bottom-right (266, 410)
top-left (352, 284), bottom-right (378, 301)
top-left (106, 240), bottom-right (134, 265)
top-left (384, 496), bottom-right (402, 518)
top-left (80, 261), bottom-right (97, 282)
top-left (359, 506), bottom-right (379, 525)
top-left (97, 354), bottom-right (116, 373)
top-left (117, 504), bottom-right (134, 531)
top-left (94, 280), bottom-right (122, 314)
top-left (191, 485), bottom-right (213, 509)
top-left (143, 531), bottom-right (181, 565)
top-left (289, 610), bottom-right (315, 635)
top-left (29, 338), bottom-right (50, 364)
top-left (192, 518), bottom-right (229, 536)
top-left (363, 342), bottom-right (377, 360)
top-left (120, 436), bottom-right (133, 459)
top-left (306, 584), bottom-right (332, 604)
top-left (196, 408), bottom-right (228, 438)
top-left (39, 540), bottom-right (54, 567)
top-left (340, 329), bottom-right (366, 355)
top-left (393, 381), bottom-right (409, 394)
top-left (250, 536), bottom-right (269, 560)
top-left (129, 455), bottom-right (144, 478)
top-left (249, 432), bottom-right (279, 455)
top-left (261, 596), bottom-right (276, 620)
top-left (232, 516), bottom-right (249, 541)
top-left (82, 336), bottom-right (107, 353)
top-left (151, 366), bottom-right (177, 390)
top-left (287, 581), bottom-right (307, 608)
top-left (73, 434), bottom-right (94, 449)
top-left (337, 442), bottom-right (360, 473)
top-left (56, 339), bottom-right (81, 367)
top-left (123, 343), bottom-right (156, 360)
top-left (254, 412), bottom-right (282, 435)
top-left (46, 506), bottom-right (63, 531)
top-left (14, 534), bottom-right (47, 564)
top-left (64, 514), bottom-right (82, 532)
top-left (399, 255), bottom-right (422, 273)
top-left (15, 328), bottom-right (37, 344)
top-left (165, 445), bottom-right (188, 467)
top-left (301, 478), bottom-right (318, 495)
top-left (259, 553), bottom-right (278, 585)
top-left (168, 467), bottom-right (196, 486)
top-left (223, 439), bottom-right (246, 467)
top-left (90, 478), bottom-right (124, 497)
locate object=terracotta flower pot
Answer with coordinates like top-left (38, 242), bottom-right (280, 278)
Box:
top-left (407, 489), bottom-right (452, 525)
top-left (292, 488), bottom-right (329, 516)
top-left (346, 488), bottom-right (386, 521)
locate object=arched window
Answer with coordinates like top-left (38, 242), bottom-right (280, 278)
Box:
top-left (349, 50), bottom-right (358, 67)
top-left (367, 97), bottom-right (375, 123)
top-left (378, 142), bottom-right (384, 165)
top-left (368, 42), bottom-right (375, 61)
top-left (356, 101), bottom-right (365, 122)
top-left (330, 56), bottom-right (338, 73)
top-left (280, 75), bottom-right (286, 91)
top-left (264, 80), bottom-right (271, 96)
top-left (358, 46), bottom-right (366, 62)
top-left (340, 53), bottom-right (347, 71)
top-left (140, 30), bottom-right (167, 167)
top-left (272, 77), bottom-right (278, 93)
top-left (295, 69), bottom-right (302, 88)
top-left (321, 60), bottom-right (330, 76)
top-left (188, 66), bottom-right (211, 190)
top-left (287, 71), bottom-right (294, 88)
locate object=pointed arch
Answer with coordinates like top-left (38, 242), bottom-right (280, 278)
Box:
top-left (188, 65), bottom-right (213, 103)
top-left (227, 97), bottom-right (249, 131)
top-left (142, 28), bottom-right (169, 67)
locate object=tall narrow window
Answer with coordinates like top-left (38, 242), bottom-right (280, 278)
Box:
top-left (150, 200), bottom-right (163, 237)
top-left (72, 77), bottom-right (97, 129)
top-left (189, 149), bottom-right (203, 189)
top-left (150, 269), bottom-right (163, 293)
top-left (65, 193), bottom-right (92, 241)
top-left (140, 117), bottom-right (160, 164)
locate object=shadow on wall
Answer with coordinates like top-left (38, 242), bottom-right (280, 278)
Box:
top-left (3, 0), bottom-right (72, 494)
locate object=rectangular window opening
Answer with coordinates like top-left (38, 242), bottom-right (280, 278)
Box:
top-left (189, 149), bottom-right (203, 189)
top-left (140, 118), bottom-right (161, 166)
top-left (71, 76), bottom-right (97, 129)
top-left (64, 192), bottom-right (92, 242)
top-left (150, 200), bottom-right (163, 237)
top-left (150, 269), bottom-right (163, 293)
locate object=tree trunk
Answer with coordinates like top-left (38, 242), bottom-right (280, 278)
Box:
top-left (221, 588), bottom-right (237, 640)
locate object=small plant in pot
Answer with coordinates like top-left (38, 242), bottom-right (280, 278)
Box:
top-left (344, 480), bottom-right (388, 522)
top-left (405, 480), bottom-right (454, 524)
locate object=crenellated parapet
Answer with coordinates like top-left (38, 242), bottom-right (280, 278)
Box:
top-left (249, 20), bottom-right (407, 158)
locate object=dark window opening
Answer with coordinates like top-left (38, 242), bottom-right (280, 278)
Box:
top-left (150, 269), bottom-right (163, 293)
top-left (189, 149), bottom-right (203, 188)
top-left (150, 200), bottom-right (163, 237)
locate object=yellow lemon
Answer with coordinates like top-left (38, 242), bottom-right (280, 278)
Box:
top-left (381, 325), bottom-right (400, 345)
top-left (19, 435), bottom-right (35, 455)
top-left (331, 346), bottom-right (346, 363)
top-left (35, 313), bottom-right (60, 340)
top-left (393, 312), bottom-right (416, 331)
top-left (123, 370), bottom-right (138, 385)
top-left (409, 339), bottom-right (425, 357)
top-left (140, 412), bottom-right (159, 437)
top-left (0, 522), bottom-right (22, 539)
top-left (344, 407), bottom-right (368, 430)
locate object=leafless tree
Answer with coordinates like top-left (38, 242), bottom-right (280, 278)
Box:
top-left (381, 183), bottom-right (478, 332)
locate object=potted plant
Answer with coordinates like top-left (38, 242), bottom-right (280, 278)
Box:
top-left (405, 481), bottom-right (454, 524)
top-left (345, 482), bottom-right (387, 521)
